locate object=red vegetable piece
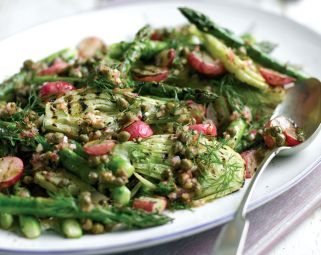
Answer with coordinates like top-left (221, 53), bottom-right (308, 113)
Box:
top-left (84, 140), bottom-right (116, 156)
top-left (284, 128), bottom-right (301, 146)
top-left (259, 67), bottom-right (295, 86)
top-left (133, 196), bottom-right (167, 213)
top-left (0, 156), bottom-right (24, 189)
top-left (189, 123), bottom-right (217, 136)
top-left (123, 121), bottom-right (153, 140)
top-left (133, 66), bottom-right (169, 82)
top-left (39, 59), bottom-right (68, 76)
top-left (40, 81), bottom-right (75, 98)
top-left (156, 48), bottom-right (176, 67)
top-left (187, 50), bottom-right (225, 76)
top-left (241, 150), bottom-right (258, 179)
top-left (186, 100), bottom-right (205, 124)
top-left (150, 32), bottom-right (163, 41)
top-left (263, 134), bottom-right (276, 149)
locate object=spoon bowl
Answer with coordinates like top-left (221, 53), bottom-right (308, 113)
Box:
top-left (273, 78), bottom-right (321, 155)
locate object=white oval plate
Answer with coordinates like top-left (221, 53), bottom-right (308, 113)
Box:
top-left (0, 1), bottom-right (321, 254)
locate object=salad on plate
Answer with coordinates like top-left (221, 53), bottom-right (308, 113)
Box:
top-left (0, 7), bottom-right (304, 239)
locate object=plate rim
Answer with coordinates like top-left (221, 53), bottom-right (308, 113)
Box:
top-left (0, 1), bottom-right (321, 254)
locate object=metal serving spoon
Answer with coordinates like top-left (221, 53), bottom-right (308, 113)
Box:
top-left (214, 78), bottom-right (321, 255)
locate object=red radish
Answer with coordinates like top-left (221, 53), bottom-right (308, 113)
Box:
top-left (0, 157), bottom-right (24, 189)
top-left (241, 150), bottom-right (258, 179)
top-left (187, 50), bottom-right (225, 76)
top-left (84, 140), bottom-right (116, 156)
top-left (123, 121), bottom-right (153, 140)
top-left (259, 67), bottom-right (295, 86)
top-left (133, 66), bottom-right (169, 82)
top-left (156, 48), bottom-right (176, 67)
top-left (263, 134), bottom-right (276, 149)
top-left (284, 128), bottom-right (301, 146)
top-left (133, 196), bottom-right (167, 213)
top-left (39, 59), bottom-right (68, 76)
top-left (189, 123), bottom-right (217, 136)
top-left (150, 32), bottom-right (163, 41)
top-left (40, 81), bottom-right (75, 98)
top-left (77, 37), bottom-right (106, 59)
top-left (186, 100), bottom-right (205, 124)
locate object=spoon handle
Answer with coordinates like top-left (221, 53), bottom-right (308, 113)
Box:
top-left (213, 149), bottom-right (279, 255)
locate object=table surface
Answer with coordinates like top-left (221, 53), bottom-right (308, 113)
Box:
top-left (0, 0), bottom-right (321, 254)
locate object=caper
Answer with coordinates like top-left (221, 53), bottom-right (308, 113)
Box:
top-left (183, 180), bottom-right (194, 189)
top-left (116, 98), bottom-right (129, 110)
top-left (174, 141), bottom-right (185, 154)
top-left (88, 171), bottom-right (99, 184)
top-left (22, 176), bottom-right (33, 184)
top-left (165, 102), bottom-right (176, 112)
top-left (141, 103), bottom-right (151, 112)
top-left (165, 123), bottom-right (174, 133)
top-left (227, 127), bottom-right (237, 136)
top-left (180, 159), bottom-right (193, 171)
top-left (185, 147), bottom-right (197, 159)
top-left (275, 133), bottom-right (286, 146)
top-left (79, 134), bottom-right (89, 143)
top-left (117, 131), bottom-right (131, 143)
top-left (122, 112), bottom-right (135, 124)
top-left (23, 59), bottom-right (35, 70)
top-left (271, 126), bottom-right (283, 136)
top-left (177, 114), bottom-right (189, 124)
top-left (81, 219), bottom-right (93, 231)
top-left (99, 171), bottom-right (114, 184)
top-left (91, 223), bottom-right (105, 234)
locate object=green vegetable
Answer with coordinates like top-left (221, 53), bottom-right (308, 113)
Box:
top-left (0, 72), bottom-right (29, 101)
top-left (0, 195), bottom-right (172, 228)
top-left (179, 7), bottom-right (307, 80)
top-left (34, 170), bottom-right (102, 198)
top-left (194, 142), bottom-right (245, 203)
top-left (134, 82), bottom-right (218, 103)
top-left (120, 25), bottom-right (153, 78)
top-left (58, 149), bottom-right (100, 184)
top-left (112, 135), bottom-right (173, 180)
top-left (0, 213), bottom-right (14, 230)
top-left (225, 118), bottom-right (247, 149)
top-left (60, 219), bottom-right (83, 238)
top-left (108, 40), bottom-right (167, 60)
top-left (108, 155), bottom-right (135, 178)
top-left (111, 186), bottom-right (131, 205)
top-left (19, 215), bottom-right (41, 239)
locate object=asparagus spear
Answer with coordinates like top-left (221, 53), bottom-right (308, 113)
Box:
top-left (0, 195), bottom-right (172, 228)
top-left (58, 149), bottom-right (100, 184)
top-left (108, 39), bottom-right (167, 60)
top-left (179, 7), bottom-right (307, 80)
top-left (14, 186), bottom-right (42, 239)
top-left (120, 25), bottom-right (153, 78)
top-left (133, 82), bottom-right (217, 103)
top-left (31, 76), bottom-right (83, 84)
top-left (60, 219), bottom-right (83, 238)
top-left (19, 215), bottom-right (41, 239)
top-left (0, 72), bottom-right (29, 101)
top-left (224, 118), bottom-right (247, 149)
top-left (0, 213), bottom-right (14, 230)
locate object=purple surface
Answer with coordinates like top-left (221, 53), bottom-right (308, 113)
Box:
top-left (115, 164), bottom-right (321, 255)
